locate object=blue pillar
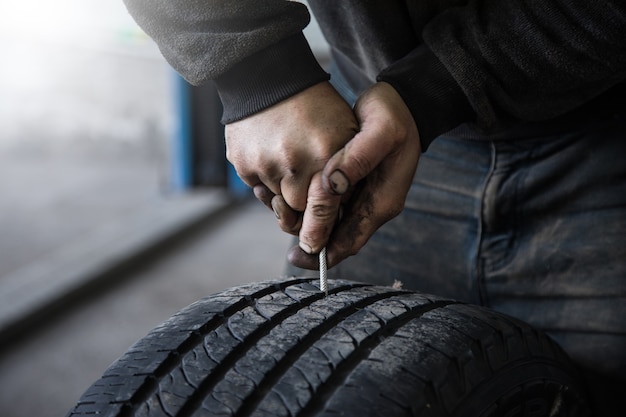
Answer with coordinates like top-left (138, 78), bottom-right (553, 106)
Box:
top-left (170, 71), bottom-right (251, 197)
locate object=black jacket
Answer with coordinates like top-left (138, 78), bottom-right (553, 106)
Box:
top-left (122, 0), bottom-right (626, 149)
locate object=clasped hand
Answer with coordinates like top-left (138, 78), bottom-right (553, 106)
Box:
top-left (225, 81), bottom-right (421, 270)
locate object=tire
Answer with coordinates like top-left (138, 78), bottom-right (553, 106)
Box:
top-left (66, 278), bottom-right (590, 417)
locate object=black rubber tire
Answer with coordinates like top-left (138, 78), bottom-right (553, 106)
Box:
top-left (66, 278), bottom-right (591, 417)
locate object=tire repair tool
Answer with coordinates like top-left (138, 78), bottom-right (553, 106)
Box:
top-left (319, 247), bottom-right (328, 295)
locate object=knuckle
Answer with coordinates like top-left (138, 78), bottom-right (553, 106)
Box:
top-left (227, 156), bottom-right (252, 179)
top-left (300, 216), bottom-right (334, 240)
top-left (281, 217), bottom-right (302, 236)
top-left (388, 123), bottom-right (408, 146)
top-left (280, 151), bottom-right (303, 176)
top-left (311, 136), bottom-right (339, 161)
top-left (237, 169), bottom-right (256, 185)
top-left (308, 201), bottom-right (337, 221)
top-left (279, 222), bottom-right (300, 236)
top-left (346, 147), bottom-right (375, 177)
top-left (254, 186), bottom-right (273, 205)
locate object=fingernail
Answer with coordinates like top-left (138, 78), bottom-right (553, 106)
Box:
top-left (329, 170), bottom-right (349, 194)
top-left (270, 197), bottom-right (281, 219)
top-left (299, 241), bottom-right (313, 254)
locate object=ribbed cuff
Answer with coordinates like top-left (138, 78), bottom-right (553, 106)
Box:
top-left (377, 45), bottom-right (475, 151)
top-left (214, 33), bottom-right (330, 124)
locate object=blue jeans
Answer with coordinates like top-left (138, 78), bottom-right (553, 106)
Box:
top-left (287, 110), bottom-right (626, 414)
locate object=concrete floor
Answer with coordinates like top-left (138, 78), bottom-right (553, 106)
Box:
top-left (0, 201), bottom-right (294, 417)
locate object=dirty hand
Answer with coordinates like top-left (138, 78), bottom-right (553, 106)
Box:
top-left (225, 81), bottom-right (358, 248)
top-left (288, 82), bottom-right (422, 269)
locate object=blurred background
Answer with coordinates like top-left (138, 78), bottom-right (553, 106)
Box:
top-left (0, 1), bottom-right (327, 416)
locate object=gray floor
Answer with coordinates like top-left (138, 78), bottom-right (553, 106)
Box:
top-left (0, 140), bottom-right (234, 344)
top-left (0, 201), bottom-right (294, 417)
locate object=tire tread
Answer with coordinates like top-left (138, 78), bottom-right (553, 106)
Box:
top-left (66, 279), bottom-right (589, 417)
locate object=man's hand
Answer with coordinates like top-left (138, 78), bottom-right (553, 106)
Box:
top-left (287, 82), bottom-right (422, 269)
top-left (225, 81), bottom-right (358, 252)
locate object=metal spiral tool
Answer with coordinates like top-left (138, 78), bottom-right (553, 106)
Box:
top-left (319, 247), bottom-right (328, 295)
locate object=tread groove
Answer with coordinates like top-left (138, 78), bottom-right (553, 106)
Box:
top-left (174, 282), bottom-right (369, 417)
top-left (113, 278), bottom-right (315, 416)
top-left (232, 290), bottom-right (413, 417)
top-left (296, 300), bottom-right (459, 417)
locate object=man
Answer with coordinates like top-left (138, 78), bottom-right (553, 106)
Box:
top-left (123, 1), bottom-right (626, 414)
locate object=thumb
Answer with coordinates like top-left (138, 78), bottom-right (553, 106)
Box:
top-left (322, 82), bottom-right (405, 195)
top-left (322, 124), bottom-right (395, 196)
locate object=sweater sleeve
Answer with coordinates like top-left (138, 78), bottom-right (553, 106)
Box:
top-left (378, 0), bottom-right (626, 148)
top-left (122, 0), bottom-right (329, 123)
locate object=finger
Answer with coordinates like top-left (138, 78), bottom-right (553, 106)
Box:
top-left (287, 244), bottom-right (319, 270)
top-left (254, 184), bottom-right (303, 236)
top-left (286, 203), bottom-right (344, 270)
top-left (271, 195), bottom-right (302, 235)
top-left (286, 179), bottom-right (370, 270)
top-left (279, 171), bottom-right (310, 212)
top-left (298, 171), bottom-right (342, 255)
top-left (253, 184), bottom-right (274, 210)
top-left (322, 124), bottom-right (397, 196)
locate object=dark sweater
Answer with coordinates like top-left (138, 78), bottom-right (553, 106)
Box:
top-left (122, 0), bottom-right (626, 149)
